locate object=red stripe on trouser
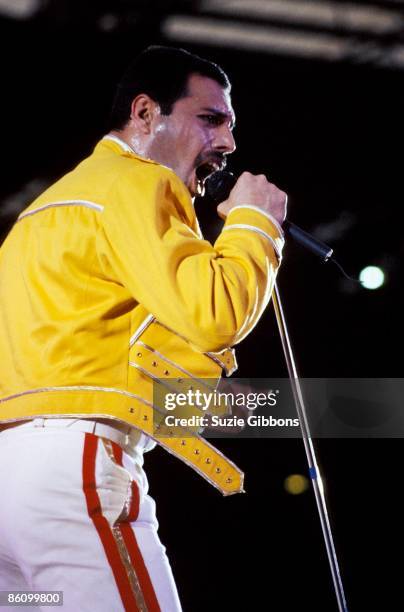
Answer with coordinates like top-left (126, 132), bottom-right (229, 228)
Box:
top-left (110, 441), bottom-right (161, 612)
top-left (119, 523), bottom-right (161, 612)
top-left (82, 433), bottom-right (139, 611)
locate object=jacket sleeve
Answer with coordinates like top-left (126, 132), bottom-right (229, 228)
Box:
top-left (98, 161), bottom-right (285, 353)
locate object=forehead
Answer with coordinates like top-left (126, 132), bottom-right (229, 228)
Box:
top-left (181, 73), bottom-right (235, 123)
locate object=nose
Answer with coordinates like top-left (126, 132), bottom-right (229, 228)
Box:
top-left (213, 124), bottom-right (236, 155)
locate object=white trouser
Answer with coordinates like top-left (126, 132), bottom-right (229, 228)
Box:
top-left (0, 419), bottom-right (182, 612)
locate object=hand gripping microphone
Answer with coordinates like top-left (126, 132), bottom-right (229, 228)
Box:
top-left (206, 171), bottom-right (333, 262)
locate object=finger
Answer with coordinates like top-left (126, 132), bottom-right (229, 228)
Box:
top-left (217, 202), bottom-right (229, 220)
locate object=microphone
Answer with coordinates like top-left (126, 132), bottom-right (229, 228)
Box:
top-left (206, 171), bottom-right (333, 263)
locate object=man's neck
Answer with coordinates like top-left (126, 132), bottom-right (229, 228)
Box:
top-left (108, 129), bottom-right (149, 159)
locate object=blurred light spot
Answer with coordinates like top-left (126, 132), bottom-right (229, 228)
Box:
top-left (284, 473), bottom-right (309, 495)
top-left (0, 0), bottom-right (41, 19)
top-left (359, 266), bottom-right (385, 290)
top-left (312, 211), bottom-right (356, 242)
top-left (98, 13), bottom-right (119, 31)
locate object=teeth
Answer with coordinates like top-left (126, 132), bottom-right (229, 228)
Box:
top-left (195, 177), bottom-right (205, 197)
top-left (196, 162), bottom-right (218, 181)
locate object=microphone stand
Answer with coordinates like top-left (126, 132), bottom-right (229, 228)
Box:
top-left (206, 170), bottom-right (354, 609)
top-left (272, 281), bottom-right (348, 612)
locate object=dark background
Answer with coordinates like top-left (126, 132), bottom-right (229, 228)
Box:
top-left (1, 2), bottom-right (403, 610)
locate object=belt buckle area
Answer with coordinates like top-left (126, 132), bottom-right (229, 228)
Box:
top-left (89, 420), bottom-right (130, 448)
top-left (33, 417), bottom-right (45, 428)
top-left (33, 417), bottom-right (89, 430)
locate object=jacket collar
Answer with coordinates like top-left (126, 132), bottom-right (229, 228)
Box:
top-left (101, 134), bottom-right (135, 154)
top-left (100, 134), bottom-right (160, 166)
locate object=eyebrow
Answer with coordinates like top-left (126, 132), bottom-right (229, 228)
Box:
top-left (200, 107), bottom-right (236, 129)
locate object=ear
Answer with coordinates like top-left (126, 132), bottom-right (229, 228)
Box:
top-left (129, 94), bottom-right (159, 134)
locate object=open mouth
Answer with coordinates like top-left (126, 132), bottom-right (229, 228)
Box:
top-left (194, 159), bottom-right (225, 196)
top-left (195, 160), bottom-right (222, 182)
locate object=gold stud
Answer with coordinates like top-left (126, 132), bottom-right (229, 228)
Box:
top-left (129, 407), bottom-right (135, 413)
top-left (181, 440), bottom-right (186, 446)
top-left (164, 370), bottom-right (170, 375)
top-left (137, 352), bottom-right (142, 357)
top-left (152, 361), bottom-right (157, 367)
top-left (143, 415), bottom-right (148, 421)
top-left (205, 458), bottom-right (212, 464)
top-left (215, 467), bottom-right (221, 473)
top-left (226, 478), bottom-right (232, 483)
top-left (194, 449), bottom-right (200, 455)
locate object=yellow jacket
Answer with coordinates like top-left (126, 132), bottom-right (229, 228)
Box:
top-left (0, 136), bottom-right (284, 494)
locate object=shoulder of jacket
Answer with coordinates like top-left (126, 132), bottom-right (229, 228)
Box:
top-left (114, 153), bottom-right (185, 187)
top-left (16, 146), bottom-right (192, 222)
top-left (105, 154), bottom-right (192, 209)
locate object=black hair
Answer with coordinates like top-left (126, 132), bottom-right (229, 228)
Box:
top-left (109, 45), bottom-right (230, 130)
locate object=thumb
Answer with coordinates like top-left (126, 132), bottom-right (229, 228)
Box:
top-left (217, 200), bottom-right (230, 220)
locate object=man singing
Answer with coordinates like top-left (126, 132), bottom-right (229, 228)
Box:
top-left (0, 46), bottom-right (287, 611)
